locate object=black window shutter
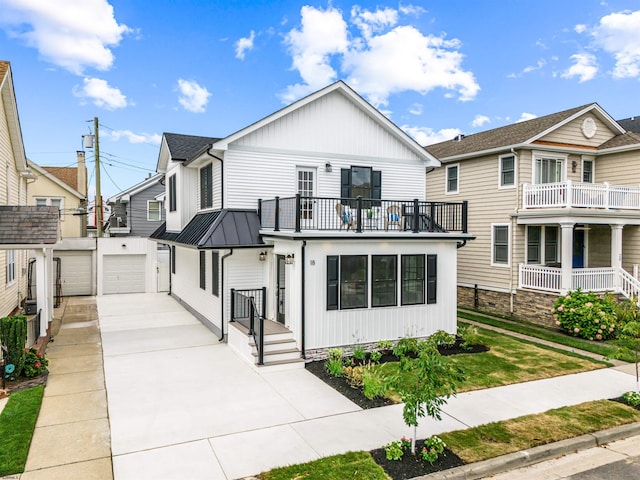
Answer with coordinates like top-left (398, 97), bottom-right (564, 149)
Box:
top-left (426, 254), bottom-right (437, 304)
top-left (171, 246), bottom-right (176, 274)
top-left (199, 251), bottom-right (206, 290)
top-left (372, 170), bottom-right (381, 206)
top-left (212, 251), bottom-right (219, 297)
top-left (340, 168), bottom-right (351, 201)
top-left (327, 256), bottom-right (339, 310)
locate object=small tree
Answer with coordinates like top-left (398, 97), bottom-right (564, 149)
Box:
top-left (386, 340), bottom-right (465, 454)
top-left (617, 297), bottom-right (640, 392)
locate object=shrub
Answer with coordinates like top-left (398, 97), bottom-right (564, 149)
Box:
top-left (376, 340), bottom-right (393, 352)
top-left (0, 316), bottom-right (28, 379)
top-left (327, 348), bottom-right (344, 361)
top-left (459, 324), bottom-right (481, 350)
top-left (22, 348), bottom-right (48, 378)
top-left (353, 346), bottom-right (366, 362)
top-left (369, 349), bottom-right (382, 364)
top-left (325, 358), bottom-right (344, 377)
top-left (622, 391), bottom-right (640, 407)
top-left (361, 365), bottom-right (386, 400)
top-left (384, 437), bottom-right (412, 461)
top-left (430, 330), bottom-right (456, 347)
top-left (421, 436), bottom-right (446, 463)
top-left (393, 337), bottom-right (419, 358)
top-left (554, 289), bottom-right (618, 341)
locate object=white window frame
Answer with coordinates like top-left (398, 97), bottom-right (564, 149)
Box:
top-left (498, 154), bottom-right (517, 189)
top-left (445, 164), bottom-right (459, 194)
top-left (35, 197), bottom-right (64, 221)
top-left (147, 200), bottom-right (162, 221)
top-left (6, 250), bottom-right (16, 285)
top-left (532, 152), bottom-right (567, 185)
top-left (582, 157), bottom-right (595, 183)
top-left (491, 223), bottom-right (510, 267)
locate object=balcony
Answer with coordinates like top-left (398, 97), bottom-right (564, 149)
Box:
top-left (259, 196), bottom-right (468, 234)
top-left (522, 181), bottom-right (640, 210)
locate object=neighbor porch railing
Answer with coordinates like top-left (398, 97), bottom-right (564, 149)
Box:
top-left (26, 309), bottom-right (42, 349)
top-left (519, 264), bottom-right (640, 300)
top-left (259, 195), bottom-right (468, 233)
top-left (230, 288), bottom-right (266, 365)
top-left (522, 181), bottom-right (640, 210)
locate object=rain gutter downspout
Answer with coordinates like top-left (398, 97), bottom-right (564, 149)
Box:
top-left (206, 147), bottom-right (224, 209)
top-left (220, 249), bottom-right (234, 341)
top-left (301, 241), bottom-right (307, 359)
top-left (509, 148), bottom-right (520, 316)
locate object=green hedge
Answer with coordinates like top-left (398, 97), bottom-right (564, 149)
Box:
top-left (0, 316), bottom-right (27, 378)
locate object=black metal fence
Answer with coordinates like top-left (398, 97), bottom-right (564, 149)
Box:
top-left (259, 195), bottom-right (467, 234)
top-left (230, 288), bottom-right (266, 365)
top-left (26, 309), bottom-right (42, 348)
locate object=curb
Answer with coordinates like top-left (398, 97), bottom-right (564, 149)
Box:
top-left (413, 422), bottom-right (640, 480)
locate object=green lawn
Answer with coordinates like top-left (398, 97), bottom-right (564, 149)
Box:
top-left (0, 386), bottom-right (44, 476)
top-left (259, 451), bottom-right (389, 480)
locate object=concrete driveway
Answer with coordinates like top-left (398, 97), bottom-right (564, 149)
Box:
top-left (98, 293), bottom-right (637, 480)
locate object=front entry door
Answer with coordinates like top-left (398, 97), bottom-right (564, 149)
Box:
top-left (573, 229), bottom-right (585, 268)
top-left (276, 255), bottom-right (286, 324)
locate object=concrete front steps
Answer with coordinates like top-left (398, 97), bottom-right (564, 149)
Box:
top-left (228, 320), bottom-right (305, 372)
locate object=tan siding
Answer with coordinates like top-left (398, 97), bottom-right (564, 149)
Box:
top-left (587, 225), bottom-right (610, 267)
top-left (541, 114), bottom-right (616, 146)
top-left (592, 150), bottom-right (640, 186)
top-left (623, 226), bottom-right (640, 273)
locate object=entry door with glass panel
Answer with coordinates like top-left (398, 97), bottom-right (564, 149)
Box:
top-left (276, 255), bottom-right (286, 324)
top-left (297, 168), bottom-right (316, 228)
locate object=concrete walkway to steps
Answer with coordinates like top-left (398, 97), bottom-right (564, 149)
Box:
top-left (15, 293), bottom-right (640, 480)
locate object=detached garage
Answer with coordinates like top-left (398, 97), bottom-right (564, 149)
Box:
top-left (102, 254), bottom-right (146, 294)
top-left (56, 250), bottom-right (93, 296)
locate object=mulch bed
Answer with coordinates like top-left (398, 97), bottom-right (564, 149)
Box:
top-left (2, 371), bottom-right (48, 394)
top-left (370, 445), bottom-right (464, 480)
top-left (610, 396), bottom-right (640, 411)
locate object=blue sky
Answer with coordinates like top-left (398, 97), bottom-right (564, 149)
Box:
top-left (1, 0), bottom-right (639, 198)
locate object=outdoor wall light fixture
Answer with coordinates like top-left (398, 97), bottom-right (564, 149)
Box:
top-left (572, 160), bottom-right (577, 173)
top-left (259, 251), bottom-right (267, 262)
top-left (325, 162), bottom-right (332, 172)
top-left (121, 244), bottom-right (126, 248)
top-left (285, 254), bottom-right (295, 265)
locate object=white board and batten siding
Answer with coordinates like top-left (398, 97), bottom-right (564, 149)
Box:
top-left (301, 238), bottom-right (459, 351)
top-left (165, 162), bottom-right (198, 232)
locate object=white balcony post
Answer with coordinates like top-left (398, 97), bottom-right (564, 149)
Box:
top-left (611, 224), bottom-right (624, 292)
top-left (560, 223), bottom-right (574, 294)
top-left (523, 183), bottom-right (529, 208)
top-left (34, 248), bottom-right (52, 336)
top-left (565, 180), bottom-right (572, 208)
top-left (605, 182), bottom-right (610, 209)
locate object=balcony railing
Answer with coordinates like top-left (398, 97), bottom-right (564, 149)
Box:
top-left (259, 196), bottom-right (468, 234)
top-left (522, 181), bottom-right (640, 210)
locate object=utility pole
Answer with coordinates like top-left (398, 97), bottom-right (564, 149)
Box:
top-left (94, 117), bottom-right (103, 237)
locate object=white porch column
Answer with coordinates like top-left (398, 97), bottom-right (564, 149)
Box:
top-left (560, 222), bottom-right (574, 294)
top-left (34, 248), bottom-right (52, 337)
top-left (611, 224), bottom-right (624, 292)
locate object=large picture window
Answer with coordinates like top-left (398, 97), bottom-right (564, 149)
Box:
top-left (535, 156), bottom-right (564, 184)
top-left (372, 255), bottom-right (397, 307)
top-left (401, 254), bottom-right (425, 305)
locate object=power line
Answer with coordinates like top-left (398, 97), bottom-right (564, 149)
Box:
top-left (101, 163), bottom-right (122, 192)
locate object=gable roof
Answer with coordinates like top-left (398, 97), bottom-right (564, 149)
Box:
top-left (43, 167), bottom-right (78, 191)
top-left (426, 103), bottom-right (627, 161)
top-left (164, 133), bottom-right (220, 161)
top-left (0, 206), bottom-right (59, 246)
top-left (108, 173), bottom-right (164, 204)
top-left (618, 116), bottom-right (640, 134)
top-left (150, 209), bottom-right (263, 248)
top-left (210, 80), bottom-right (439, 166)
top-left (0, 60), bottom-right (28, 173)
top-left (28, 161), bottom-right (85, 199)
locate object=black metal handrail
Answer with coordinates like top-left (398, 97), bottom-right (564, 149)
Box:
top-left (230, 288), bottom-right (266, 365)
top-left (259, 196), bottom-right (467, 234)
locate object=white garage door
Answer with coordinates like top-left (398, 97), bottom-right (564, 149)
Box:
top-left (55, 251), bottom-right (93, 296)
top-left (103, 255), bottom-right (146, 295)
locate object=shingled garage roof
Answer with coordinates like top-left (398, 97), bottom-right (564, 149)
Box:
top-left (164, 133), bottom-right (221, 161)
top-left (150, 210), bottom-right (263, 248)
top-left (426, 104), bottom-right (592, 159)
top-left (0, 206), bottom-right (59, 246)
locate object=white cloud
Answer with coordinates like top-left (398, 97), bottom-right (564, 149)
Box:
top-left (471, 115), bottom-right (490, 128)
top-left (0, 0), bottom-right (131, 75)
top-left (402, 125), bottom-right (462, 146)
top-left (73, 77), bottom-right (128, 110)
top-left (104, 130), bottom-right (161, 145)
top-left (575, 24), bottom-right (587, 34)
top-left (517, 113), bottom-right (537, 123)
top-left (235, 30), bottom-right (255, 60)
top-left (592, 10), bottom-right (640, 78)
top-left (561, 53), bottom-right (598, 82)
top-left (281, 6), bottom-right (479, 107)
top-left (523, 59), bottom-right (547, 73)
top-left (176, 79), bottom-right (211, 113)
top-left (409, 103), bottom-right (423, 115)
top-left (399, 4), bottom-right (427, 17)
top-left (280, 5), bottom-right (349, 102)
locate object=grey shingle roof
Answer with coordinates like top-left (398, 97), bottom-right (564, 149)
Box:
top-left (598, 131), bottom-right (640, 149)
top-left (618, 117), bottom-right (640, 134)
top-left (425, 104), bottom-right (592, 159)
top-left (164, 133), bottom-right (220, 161)
top-left (0, 206), bottom-right (59, 245)
top-left (150, 210), bottom-right (263, 248)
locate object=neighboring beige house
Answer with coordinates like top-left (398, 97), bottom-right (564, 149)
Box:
top-left (0, 60), bottom-right (59, 332)
top-left (27, 152), bottom-right (88, 238)
top-left (426, 103), bottom-right (640, 325)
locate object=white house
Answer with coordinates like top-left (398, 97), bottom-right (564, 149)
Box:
top-left (152, 81), bottom-right (472, 368)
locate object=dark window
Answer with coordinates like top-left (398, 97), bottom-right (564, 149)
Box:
top-left (327, 256), bottom-right (339, 310)
top-left (372, 255), bottom-right (397, 307)
top-left (171, 246), bottom-right (176, 274)
top-left (169, 174), bottom-right (177, 212)
top-left (199, 251), bottom-right (205, 290)
top-left (527, 226), bottom-right (541, 264)
top-left (341, 167), bottom-right (381, 206)
top-left (545, 226), bottom-right (559, 264)
top-left (446, 165), bottom-right (458, 193)
top-left (493, 225), bottom-right (509, 264)
top-left (200, 164), bottom-right (213, 209)
top-left (500, 156), bottom-right (515, 186)
top-left (426, 254), bottom-right (437, 304)
top-left (583, 160), bottom-right (594, 183)
top-left (212, 251), bottom-right (219, 297)
top-left (340, 255), bottom-right (368, 309)
top-left (401, 255), bottom-right (425, 305)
